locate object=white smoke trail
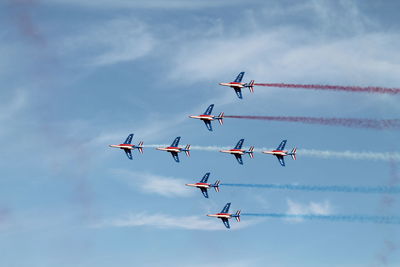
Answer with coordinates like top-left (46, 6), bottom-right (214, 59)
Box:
top-left (144, 144), bottom-right (400, 162)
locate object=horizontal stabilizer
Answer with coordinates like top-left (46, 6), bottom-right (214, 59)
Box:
top-left (235, 210), bottom-right (241, 222)
top-left (217, 112), bottom-right (224, 125)
top-left (137, 141), bottom-right (144, 154)
top-left (213, 180), bottom-right (220, 192)
top-left (291, 147), bottom-right (297, 160)
top-left (184, 144), bottom-right (191, 157)
top-left (248, 146), bottom-right (255, 158)
top-left (247, 80), bottom-right (255, 93)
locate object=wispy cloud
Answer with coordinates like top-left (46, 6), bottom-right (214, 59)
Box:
top-left (60, 18), bottom-right (155, 67)
top-left (112, 170), bottom-right (193, 198)
top-left (93, 212), bottom-right (254, 230)
top-left (286, 198), bottom-right (332, 222)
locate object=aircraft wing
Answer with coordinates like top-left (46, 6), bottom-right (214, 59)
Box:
top-left (276, 155), bottom-right (285, 166)
top-left (171, 137), bottom-right (181, 147)
top-left (234, 139), bottom-right (244, 149)
top-left (234, 88), bottom-right (243, 99)
top-left (124, 149), bottom-right (133, 160)
top-left (234, 72), bottom-right (245, 83)
top-left (277, 140), bottom-right (287, 150)
top-left (200, 188), bottom-right (209, 198)
top-left (171, 152), bottom-right (180, 163)
top-left (221, 203), bottom-right (231, 213)
top-left (221, 218), bottom-right (230, 229)
top-left (234, 154), bottom-right (243, 165)
top-left (203, 120), bottom-right (213, 131)
top-left (200, 172), bottom-right (210, 183)
top-left (204, 104), bottom-right (214, 115)
top-left (124, 134), bottom-right (134, 144)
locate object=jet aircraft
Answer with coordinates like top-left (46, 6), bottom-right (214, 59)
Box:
top-left (219, 72), bottom-right (255, 99)
top-left (185, 172), bottom-right (220, 198)
top-left (109, 134), bottom-right (143, 160)
top-left (220, 139), bottom-right (254, 165)
top-left (262, 140), bottom-right (297, 166)
top-left (156, 137), bottom-right (190, 163)
top-left (189, 104), bottom-right (224, 131)
top-left (207, 202), bottom-right (241, 229)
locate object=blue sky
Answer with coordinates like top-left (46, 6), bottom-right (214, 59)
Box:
top-left (1, 0), bottom-right (400, 266)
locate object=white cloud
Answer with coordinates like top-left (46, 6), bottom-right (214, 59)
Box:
top-left (112, 170), bottom-right (193, 198)
top-left (138, 173), bottom-right (193, 197)
top-left (60, 18), bottom-right (155, 67)
top-left (93, 212), bottom-right (254, 230)
top-left (286, 199), bottom-right (333, 223)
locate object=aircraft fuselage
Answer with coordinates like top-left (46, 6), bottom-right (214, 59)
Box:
top-left (157, 147), bottom-right (182, 153)
top-left (207, 213), bottom-right (232, 219)
top-left (185, 182), bottom-right (211, 189)
top-left (189, 115), bottom-right (215, 121)
top-left (219, 82), bottom-right (245, 88)
top-left (220, 149), bottom-right (245, 155)
top-left (263, 150), bottom-right (288, 156)
top-left (109, 144), bottom-right (135, 150)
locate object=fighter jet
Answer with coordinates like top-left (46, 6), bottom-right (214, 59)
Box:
top-left (189, 104), bottom-right (224, 131)
top-left (185, 172), bottom-right (220, 198)
top-left (220, 139), bottom-right (254, 165)
top-left (219, 72), bottom-right (255, 99)
top-left (207, 203), bottom-right (241, 229)
top-left (262, 140), bottom-right (296, 166)
top-left (109, 134), bottom-right (143, 160)
top-left (156, 137), bottom-right (190, 163)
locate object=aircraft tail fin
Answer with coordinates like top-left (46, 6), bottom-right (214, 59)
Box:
top-left (290, 147), bottom-right (297, 160)
top-left (217, 112), bottom-right (224, 125)
top-left (235, 210), bottom-right (241, 222)
top-left (137, 141), bottom-right (144, 154)
top-left (184, 145), bottom-right (191, 157)
top-left (213, 180), bottom-right (220, 192)
top-left (247, 80), bottom-right (255, 93)
top-left (248, 146), bottom-right (255, 158)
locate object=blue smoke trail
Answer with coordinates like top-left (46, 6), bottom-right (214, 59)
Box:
top-left (242, 213), bottom-right (400, 224)
top-left (221, 183), bottom-right (400, 194)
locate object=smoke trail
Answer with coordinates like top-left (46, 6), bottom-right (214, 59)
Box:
top-left (254, 83), bottom-right (400, 95)
top-left (8, 0), bottom-right (46, 45)
top-left (242, 213), bottom-right (400, 225)
top-left (144, 145), bottom-right (400, 162)
top-left (224, 115), bottom-right (400, 130)
top-left (298, 149), bottom-right (400, 162)
top-left (222, 183), bottom-right (400, 194)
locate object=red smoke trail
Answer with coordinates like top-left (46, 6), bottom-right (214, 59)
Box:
top-left (225, 115), bottom-right (400, 130)
top-left (255, 83), bottom-right (400, 95)
top-left (8, 0), bottom-right (46, 46)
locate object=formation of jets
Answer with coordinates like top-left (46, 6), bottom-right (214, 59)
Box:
top-left (109, 72), bottom-right (297, 229)
top-left (109, 134), bottom-right (296, 167)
